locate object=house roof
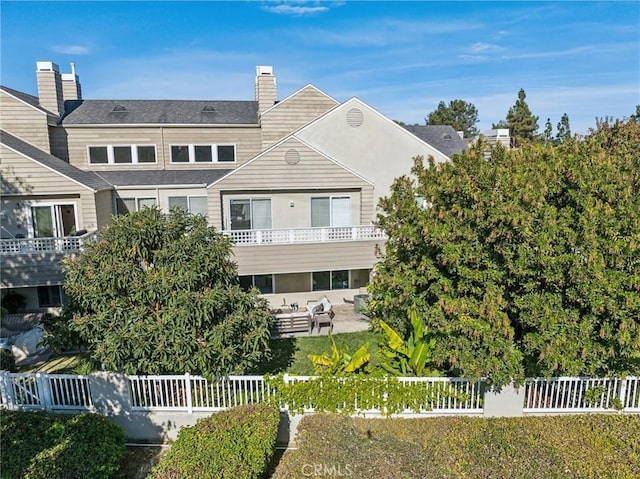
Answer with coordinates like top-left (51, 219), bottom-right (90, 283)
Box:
top-left (403, 125), bottom-right (467, 157)
top-left (0, 130), bottom-right (112, 192)
top-left (61, 100), bottom-right (260, 125)
top-left (95, 169), bottom-right (233, 187)
top-left (0, 85), bottom-right (54, 116)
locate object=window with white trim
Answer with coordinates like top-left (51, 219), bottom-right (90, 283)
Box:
top-left (168, 196), bottom-right (208, 216)
top-left (170, 144), bottom-right (236, 163)
top-left (88, 145), bottom-right (157, 164)
top-left (239, 274), bottom-right (274, 294)
top-left (229, 198), bottom-right (271, 230)
top-left (312, 270), bottom-right (349, 291)
top-left (311, 196), bottom-right (351, 227)
top-left (116, 197), bottom-right (157, 215)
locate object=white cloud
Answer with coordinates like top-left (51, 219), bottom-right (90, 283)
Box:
top-left (470, 42), bottom-right (503, 53)
top-left (51, 45), bottom-right (91, 55)
top-left (261, 1), bottom-right (330, 16)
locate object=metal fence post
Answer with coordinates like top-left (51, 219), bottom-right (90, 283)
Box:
top-left (0, 371), bottom-right (15, 408)
top-left (619, 377), bottom-right (628, 411)
top-left (36, 372), bottom-right (52, 411)
top-left (185, 373), bottom-right (193, 414)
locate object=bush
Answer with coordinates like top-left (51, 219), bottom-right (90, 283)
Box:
top-left (0, 347), bottom-right (16, 372)
top-left (150, 404), bottom-right (280, 479)
top-left (273, 414), bottom-right (640, 478)
top-left (0, 410), bottom-right (126, 479)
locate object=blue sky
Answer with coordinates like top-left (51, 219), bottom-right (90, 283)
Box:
top-left (1, 1), bottom-right (638, 135)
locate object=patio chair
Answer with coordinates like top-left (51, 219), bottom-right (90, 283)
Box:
top-left (307, 295), bottom-right (334, 333)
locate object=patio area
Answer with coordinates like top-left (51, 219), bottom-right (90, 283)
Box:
top-left (271, 302), bottom-right (371, 338)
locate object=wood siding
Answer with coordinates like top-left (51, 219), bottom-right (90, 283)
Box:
top-left (65, 126), bottom-right (262, 170)
top-left (260, 87), bottom-right (338, 147)
top-left (1, 252), bottom-right (69, 288)
top-left (0, 93), bottom-right (50, 151)
top-left (232, 240), bottom-right (384, 276)
top-left (207, 137), bottom-right (374, 228)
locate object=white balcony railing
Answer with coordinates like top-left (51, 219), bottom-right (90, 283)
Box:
top-left (223, 225), bottom-right (387, 245)
top-left (0, 230), bottom-right (97, 255)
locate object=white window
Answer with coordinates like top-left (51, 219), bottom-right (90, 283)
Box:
top-left (168, 196), bottom-right (208, 216)
top-left (239, 274), bottom-right (274, 294)
top-left (312, 270), bottom-right (350, 291)
top-left (28, 203), bottom-right (77, 238)
top-left (311, 196), bottom-right (351, 227)
top-left (88, 145), bottom-right (157, 164)
top-left (116, 197), bottom-right (157, 215)
top-left (170, 144), bottom-right (236, 163)
top-left (229, 198), bottom-right (271, 230)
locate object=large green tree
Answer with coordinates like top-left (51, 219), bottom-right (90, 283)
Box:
top-left (494, 88), bottom-right (539, 146)
top-left (426, 99), bottom-right (479, 138)
top-left (62, 208), bottom-right (273, 377)
top-left (369, 118), bottom-right (640, 385)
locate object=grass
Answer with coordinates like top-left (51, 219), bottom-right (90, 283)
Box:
top-left (272, 414), bottom-right (640, 478)
top-left (253, 330), bottom-right (383, 375)
top-left (18, 352), bottom-right (98, 374)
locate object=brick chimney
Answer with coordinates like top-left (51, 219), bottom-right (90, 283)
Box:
top-left (36, 61), bottom-right (64, 117)
top-left (255, 66), bottom-right (277, 116)
top-left (61, 62), bottom-right (82, 101)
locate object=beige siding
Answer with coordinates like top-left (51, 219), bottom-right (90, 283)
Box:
top-left (232, 240), bottom-right (383, 276)
top-left (36, 70), bottom-right (64, 117)
top-left (49, 126), bottom-right (70, 161)
top-left (94, 189), bottom-right (114, 228)
top-left (207, 138), bottom-right (374, 228)
top-left (1, 252), bottom-right (69, 288)
top-left (65, 126), bottom-right (261, 170)
top-left (1, 145), bottom-right (87, 195)
top-left (0, 93), bottom-right (50, 151)
top-left (260, 87), bottom-right (339, 147)
top-left (296, 99), bottom-right (451, 209)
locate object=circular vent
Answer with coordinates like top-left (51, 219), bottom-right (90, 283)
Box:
top-left (346, 108), bottom-right (364, 128)
top-left (285, 148), bottom-right (300, 165)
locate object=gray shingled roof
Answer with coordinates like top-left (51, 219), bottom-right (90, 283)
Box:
top-left (0, 130), bottom-right (112, 191)
top-left (0, 85), bottom-right (54, 116)
top-left (94, 169), bottom-right (232, 187)
top-left (62, 100), bottom-right (259, 125)
top-left (403, 125), bottom-right (467, 157)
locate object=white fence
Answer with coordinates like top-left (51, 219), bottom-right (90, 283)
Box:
top-left (524, 376), bottom-right (640, 413)
top-left (2, 372), bottom-right (639, 415)
top-left (224, 225), bottom-right (386, 245)
top-left (0, 231), bottom-right (97, 254)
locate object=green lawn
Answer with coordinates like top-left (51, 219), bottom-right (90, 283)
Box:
top-left (18, 331), bottom-right (384, 376)
top-left (18, 352), bottom-right (98, 375)
top-left (253, 330), bottom-right (383, 375)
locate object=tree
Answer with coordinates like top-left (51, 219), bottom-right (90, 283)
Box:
top-left (543, 118), bottom-right (553, 144)
top-left (495, 88), bottom-right (539, 146)
top-left (631, 105), bottom-right (640, 122)
top-left (62, 207), bottom-right (274, 377)
top-left (556, 113), bottom-right (571, 144)
top-left (369, 118), bottom-right (640, 385)
top-left (426, 100), bottom-right (479, 138)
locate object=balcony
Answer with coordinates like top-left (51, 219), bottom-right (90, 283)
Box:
top-left (223, 225), bottom-right (386, 246)
top-left (0, 231), bottom-right (97, 255)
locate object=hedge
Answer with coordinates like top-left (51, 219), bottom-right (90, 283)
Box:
top-left (0, 410), bottom-right (126, 479)
top-left (273, 414), bottom-right (640, 478)
top-left (150, 403), bottom-right (281, 479)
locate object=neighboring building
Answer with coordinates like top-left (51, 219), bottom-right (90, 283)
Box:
top-left (1, 61), bottom-right (465, 311)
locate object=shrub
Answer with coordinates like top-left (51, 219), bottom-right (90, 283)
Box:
top-left (273, 414), bottom-right (640, 478)
top-left (150, 403), bottom-right (280, 479)
top-left (0, 410), bottom-right (126, 479)
top-left (0, 347), bottom-right (16, 372)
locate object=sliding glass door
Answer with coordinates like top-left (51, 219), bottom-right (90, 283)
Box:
top-left (29, 204), bottom-right (77, 238)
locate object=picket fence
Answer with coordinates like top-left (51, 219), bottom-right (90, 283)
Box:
top-left (1, 372), bottom-right (639, 415)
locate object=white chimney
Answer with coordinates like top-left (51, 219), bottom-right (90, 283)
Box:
top-left (61, 62), bottom-right (82, 101)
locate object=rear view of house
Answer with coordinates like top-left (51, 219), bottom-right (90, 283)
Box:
top-left (1, 62), bottom-right (466, 311)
